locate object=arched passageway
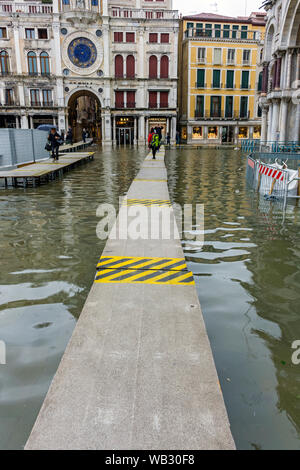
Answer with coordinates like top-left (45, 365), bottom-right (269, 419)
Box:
top-left (68, 90), bottom-right (101, 142)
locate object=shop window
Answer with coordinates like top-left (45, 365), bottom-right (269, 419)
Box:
top-left (192, 127), bottom-right (203, 139)
top-left (181, 127), bottom-right (187, 140)
top-left (208, 126), bottom-right (218, 139)
top-left (253, 126), bottom-right (261, 139)
top-left (238, 127), bottom-right (248, 138)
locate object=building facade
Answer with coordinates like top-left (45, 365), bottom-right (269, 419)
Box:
top-left (178, 12), bottom-right (266, 145)
top-left (0, 0), bottom-right (179, 144)
top-left (260, 0), bottom-right (300, 143)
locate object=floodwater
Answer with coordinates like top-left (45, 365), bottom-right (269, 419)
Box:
top-left (0, 146), bottom-right (300, 449)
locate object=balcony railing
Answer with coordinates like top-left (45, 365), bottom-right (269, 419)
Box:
top-left (194, 109), bottom-right (250, 120)
top-left (114, 74), bottom-right (136, 80)
top-left (115, 102), bottom-right (136, 109)
top-left (61, 0), bottom-right (100, 14)
top-left (30, 101), bottom-right (54, 107)
top-left (0, 3), bottom-right (53, 15)
top-left (110, 8), bottom-right (179, 20)
top-left (185, 28), bottom-right (260, 41)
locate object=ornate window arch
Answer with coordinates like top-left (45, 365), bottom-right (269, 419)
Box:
top-left (28, 51), bottom-right (38, 75)
top-left (40, 51), bottom-right (50, 75)
top-left (149, 55), bottom-right (158, 79)
top-left (0, 50), bottom-right (9, 75)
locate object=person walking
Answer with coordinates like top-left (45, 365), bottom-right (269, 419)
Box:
top-left (151, 130), bottom-right (160, 159)
top-left (148, 127), bottom-right (154, 149)
top-left (82, 128), bottom-right (86, 143)
top-left (166, 133), bottom-right (170, 147)
top-left (60, 130), bottom-right (65, 143)
top-left (48, 127), bottom-right (61, 161)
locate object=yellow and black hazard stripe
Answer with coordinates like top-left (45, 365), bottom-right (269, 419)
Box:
top-left (95, 267), bottom-right (194, 286)
top-left (122, 199), bottom-right (171, 207)
top-left (97, 255), bottom-right (188, 272)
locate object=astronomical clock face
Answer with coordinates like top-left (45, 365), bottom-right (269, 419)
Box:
top-left (67, 37), bottom-right (97, 69)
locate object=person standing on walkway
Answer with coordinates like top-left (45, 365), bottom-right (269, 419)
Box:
top-left (66, 127), bottom-right (73, 145)
top-left (60, 130), bottom-right (65, 143)
top-left (151, 130), bottom-right (160, 159)
top-left (82, 128), bottom-right (86, 143)
top-left (48, 127), bottom-right (61, 161)
top-left (166, 133), bottom-right (170, 147)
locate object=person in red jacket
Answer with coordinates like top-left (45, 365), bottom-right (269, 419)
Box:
top-left (148, 128), bottom-right (154, 148)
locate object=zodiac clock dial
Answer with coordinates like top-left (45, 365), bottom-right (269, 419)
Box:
top-left (67, 37), bottom-right (97, 69)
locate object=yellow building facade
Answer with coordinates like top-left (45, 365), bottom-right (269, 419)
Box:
top-left (178, 12), bottom-right (266, 145)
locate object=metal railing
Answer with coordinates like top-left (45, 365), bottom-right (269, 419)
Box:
top-left (110, 8), bottom-right (179, 20)
top-left (241, 139), bottom-right (300, 153)
top-left (185, 28), bottom-right (261, 41)
top-left (194, 110), bottom-right (250, 120)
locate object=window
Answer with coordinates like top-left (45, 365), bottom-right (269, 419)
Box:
top-left (241, 26), bottom-right (248, 39)
top-left (226, 70), bottom-right (234, 89)
top-left (192, 127), bottom-right (203, 139)
top-left (238, 126), bottom-right (248, 138)
top-left (196, 69), bottom-right (205, 88)
top-left (232, 25), bottom-right (239, 39)
top-left (213, 48), bottom-right (222, 65)
top-left (258, 71), bottom-right (263, 91)
top-left (126, 55), bottom-right (135, 78)
top-left (40, 52), bottom-right (50, 75)
top-left (25, 28), bottom-right (35, 39)
top-left (149, 33), bottom-right (158, 43)
top-left (187, 22), bottom-right (194, 29)
top-left (0, 28), bottom-right (7, 39)
top-left (210, 96), bottom-right (222, 118)
top-left (195, 96), bottom-right (204, 118)
top-left (214, 24), bottom-right (221, 38)
top-left (227, 49), bottom-right (235, 64)
top-left (91, 0), bottom-right (98, 5)
top-left (149, 91), bottom-right (157, 108)
top-left (161, 33), bottom-right (169, 43)
top-left (42, 89), bottom-right (52, 105)
top-left (0, 50), bottom-right (9, 75)
top-left (38, 29), bottom-right (48, 40)
top-left (160, 55), bottom-right (169, 79)
top-left (30, 89), bottom-right (40, 106)
top-left (197, 47), bottom-right (206, 63)
top-left (28, 52), bottom-right (37, 75)
top-left (126, 91), bottom-right (135, 108)
top-left (223, 25), bottom-right (230, 38)
top-left (241, 71), bottom-right (249, 89)
top-left (257, 105), bottom-right (262, 117)
top-left (126, 32), bottom-right (135, 43)
top-left (160, 91), bottom-right (168, 108)
top-left (115, 91), bottom-right (124, 108)
top-left (208, 126), bottom-right (218, 139)
top-left (240, 97), bottom-right (248, 118)
top-left (243, 50), bottom-right (251, 64)
top-left (212, 70), bottom-right (221, 88)
top-left (225, 96), bottom-right (233, 118)
top-left (205, 24), bottom-right (212, 38)
top-left (149, 55), bottom-right (158, 79)
top-left (114, 32), bottom-right (123, 43)
top-left (5, 88), bottom-right (13, 106)
top-left (115, 55), bottom-right (124, 78)
top-left (63, 0), bottom-right (70, 4)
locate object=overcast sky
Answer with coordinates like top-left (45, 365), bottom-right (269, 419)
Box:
top-left (173, 0), bottom-right (263, 17)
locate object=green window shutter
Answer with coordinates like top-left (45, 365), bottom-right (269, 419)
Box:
top-left (213, 70), bottom-right (220, 88)
top-left (241, 71), bottom-right (249, 89)
top-left (223, 25), bottom-right (230, 38)
top-left (241, 26), bottom-right (248, 39)
top-left (187, 22), bottom-right (194, 28)
top-left (226, 70), bottom-right (234, 88)
top-left (196, 96), bottom-right (204, 116)
top-left (205, 24), bottom-right (212, 37)
top-left (225, 96), bottom-right (233, 117)
top-left (197, 69), bottom-right (205, 87)
top-left (240, 96), bottom-right (248, 117)
top-left (214, 24), bottom-right (221, 38)
top-left (232, 25), bottom-right (239, 38)
top-left (258, 71), bottom-right (262, 91)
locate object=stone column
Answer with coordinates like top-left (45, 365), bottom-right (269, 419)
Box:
top-left (171, 116), bottom-right (177, 143)
top-left (286, 50), bottom-right (293, 89)
top-left (21, 114), bottom-right (28, 129)
top-left (261, 106), bottom-right (268, 143)
top-left (102, 0), bottom-right (108, 15)
top-left (112, 115), bottom-right (116, 145)
top-left (166, 117), bottom-right (170, 135)
top-left (103, 25), bottom-right (110, 78)
top-left (249, 126), bottom-right (254, 140)
top-left (262, 63), bottom-right (269, 95)
top-left (279, 99), bottom-right (288, 142)
top-left (271, 99), bottom-right (280, 141)
top-left (15, 116), bottom-right (20, 129)
top-left (29, 116), bottom-right (33, 129)
top-left (296, 49), bottom-right (300, 82)
top-left (134, 116), bottom-right (137, 145)
top-left (275, 57), bottom-right (282, 90)
top-left (267, 103), bottom-right (273, 142)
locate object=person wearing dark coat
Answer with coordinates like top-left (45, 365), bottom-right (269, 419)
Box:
top-left (66, 127), bottom-right (73, 145)
top-left (48, 127), bottom-right (61, 161)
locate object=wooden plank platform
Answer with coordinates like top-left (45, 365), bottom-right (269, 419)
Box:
top-left (0, 152), bottom-right (95, 187)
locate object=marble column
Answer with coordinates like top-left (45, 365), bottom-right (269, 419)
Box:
top-left (267, 103), bottom-right (273, 142)
top-left (134, 116), bottom-right (137, 145)
top-left (262, 63), bottom-right (269, 95)
top-left (294, 104), bottom-right (300, 142)
top-left (271, 100), bottom-right (280, 141)
top-left (171, 116), bottom-right (177, 143)
top-left (279, 99), bottom-right (288, 142)
top-left (275, 57), bottom-right (282, 90)
top-left (296, 49), bottom-right (300, 82)
top-left (261, 106), bottom-right (268, 143)
top-left (286, 50), bottom-right (293, 89)
top-left (112, 115), bottom-right (116, 145)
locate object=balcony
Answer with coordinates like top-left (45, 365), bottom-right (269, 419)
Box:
top-left (30, 101), bottom-right (54, 108)
top-left (1, 101), bottom-right (19, 107)
top-left (0, 3), bottom-right (53, 15)
top-left (185, 28), bottom-right (260, 42)
top-left (193, 109), bottom-right (250, 120)
top-left (110, 8), bottom-right (179, 20)
top-left (61, 0), bottom-right (100, 22)
top-left (114, 74), bottom-right (136, 80)
top-left (195, 82), bottom-right (207, 89)
top-left (0, 71), bottom-right (11, 77)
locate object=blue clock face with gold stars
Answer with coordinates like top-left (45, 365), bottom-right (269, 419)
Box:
top-left (67, 37), bottom-right (97, 68)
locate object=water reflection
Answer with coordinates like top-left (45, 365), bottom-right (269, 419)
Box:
top-left (166, 148), bottom-right (300, 450)
top-left (0, 145), bottom-right (146, 450)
